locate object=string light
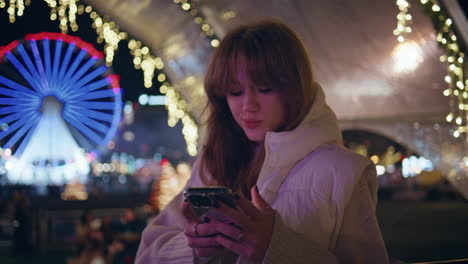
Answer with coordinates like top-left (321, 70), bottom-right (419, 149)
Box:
top-left (0, 0), bottom-right (199, 156)
top-left (417, 0), bottom-right (467, 140)
top-left (394, 0), bottom-right (412, 43)
top-left (172, 0), bottom-right (220, 47)
top-left (85, 5), bottom-right (199, 155)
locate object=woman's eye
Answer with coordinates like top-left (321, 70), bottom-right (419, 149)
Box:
top-left (229, 91), bottom-right (243, 96)
top-left (259, 88), bottom-right (272, 93)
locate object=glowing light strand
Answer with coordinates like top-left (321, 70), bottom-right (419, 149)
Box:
top-left (394, 0), bottom-right (413, 43)
top-left (417, 0), bottom-right (466, 139)
top-left (84, 6), bottom-right (199, 156)
top-left (172, 0), bottom-right (220, 48)
top-left (396, 0), bottom-right (467, 139)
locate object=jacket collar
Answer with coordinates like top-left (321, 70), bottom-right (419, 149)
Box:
top-left (256, 84), bottom-right (343, 203)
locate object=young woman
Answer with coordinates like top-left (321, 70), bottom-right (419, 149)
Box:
top-left (136, 20), bottom-right (389, 264)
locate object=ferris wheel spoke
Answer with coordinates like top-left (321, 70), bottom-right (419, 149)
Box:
top-left (60, 57), bottom-right (98, 96)
top-left (66, 49), bottom-right (87, 77)
top-left (59, 49), bottom-right (86, 90)
top-left (0, 112), bottom-right (38, 141)
top-left (0, 76), bottom-right (37, 95)
top-left (15, 121), bottom-right (39, 156)
top-left (72, 65), bottom-right (106, 92)
top-left (71, 101), bottom-right (115, 110)
top-left (65, 78), bottom-right (110, 100)
top-left (57, 43), bottom-right (76, 84)
top-left (41, 39), bottom-right (52, 83)
top-left (69, 88), bottom-right (116, 102)
top-left (51, 39), bottom-right (63, 94)
top-left (66, 104), bottom-right (115, 123)
top-left (3, 113), bottom-right (39, 149)
top-left (5, 53), bottom-right (43, 93)
top-left (0, 87), bottom-right (37, 99)
top-left (29, 41), bottom-right (49, 93)
top-left (74, 113), bottom-right (110, 134)
top-left (63, 112), bottom-right (104, 145)
top-left (17, 44), bottom-right (45, 91)
top-left (0, 97), bottom-right (37, 106)
top-left (0, 105), bottom-right (37, 115)
top-left (0, 111), bottom-right (34, 124)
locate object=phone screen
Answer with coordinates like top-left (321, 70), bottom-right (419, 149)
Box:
top-left (184, 187), bottom-right (237, 222)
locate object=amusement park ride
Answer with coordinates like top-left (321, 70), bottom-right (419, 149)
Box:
top-left (0, 32), bottom-right (122, 185)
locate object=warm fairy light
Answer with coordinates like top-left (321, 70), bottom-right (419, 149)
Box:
top-left (43, 0), bottom-right (78, 33)
top-left (392, 41), bottom-right (423, 72)
top-left (181, 2), bottom-right (190, 10)
top-left (157, 73), bottom-right (166, 82)
top-left (222, 10), bottom-right (236, 20)
top-left (155, 57), bottom-right (164, 69)
top-left (160, 85), bottom-right (168, 94)
top-left (162, 85), bottom-right (198, 155)
top-left (8, 0), bottom-right (16, 23)
top-left (141, 56), bottom-right (157, 88)
top-left (394, 0), bottom-right (412, 43)
top-left (415, 0), bottom-right (467, 139)
top-left (173, 0), bottom-right (220, 51)
top-left (446, 113), bottom-right (453, 122)
top-left (211, 39), bottom-right (219, 47)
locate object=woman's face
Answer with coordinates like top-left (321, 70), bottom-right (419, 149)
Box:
top-left (226, 64), bottom-right (285, 143)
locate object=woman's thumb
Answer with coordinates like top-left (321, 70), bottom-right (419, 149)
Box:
top-left (251, 185), bottom-right (274, 214)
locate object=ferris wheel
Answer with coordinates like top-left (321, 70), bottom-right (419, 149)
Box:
top-left (0, 32), bottom-right (122, 185)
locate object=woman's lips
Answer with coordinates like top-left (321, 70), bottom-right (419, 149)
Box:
top-left (243, 120), bottom-right (262, 129)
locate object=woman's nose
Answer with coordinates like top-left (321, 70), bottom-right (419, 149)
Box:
top-left (242, 89), bottom-right (260, 112)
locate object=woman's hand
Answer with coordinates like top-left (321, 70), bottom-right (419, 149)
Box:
top-left (181, 201), bottom-right (225, 259)
top-left (208, 186), bottom-right (276, 263)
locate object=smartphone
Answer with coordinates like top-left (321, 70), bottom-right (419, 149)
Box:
top-left (184, 186), bottom-right (237, 222)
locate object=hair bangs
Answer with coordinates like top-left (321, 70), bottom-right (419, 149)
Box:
top-left (242, 28), bottom-right (298, 95)
top-left (205, 35), bottom-right (244, 98)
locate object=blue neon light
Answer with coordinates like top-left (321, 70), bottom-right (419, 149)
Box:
top-left (0, 33), bottom-right (122, 159)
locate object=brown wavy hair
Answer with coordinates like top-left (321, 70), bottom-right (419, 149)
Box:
top-left (200, 20), bottom-right (318, 197)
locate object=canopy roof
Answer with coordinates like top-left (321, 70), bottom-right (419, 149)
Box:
top-left (87, 0), bottom-right (456, 122)
top-left (85, 0), bottom-right (468, 196)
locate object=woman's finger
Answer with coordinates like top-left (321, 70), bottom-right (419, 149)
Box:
top-left (187, 236), bottom-right (222, 248)
top-left (207, 217), bottom-right (244, 241)
top-left (185, 221), bottom-right (219, 237)
top-left (209, 201), bottom-right (251, 231)
top-left (181, 201), bottom-right (198, 221)
top-left (193, 247), bottom-right (224, 259)
top-left (215, 234), bottom-right (255, 259)
top-left (234, 192), bottom-right (261, 219)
